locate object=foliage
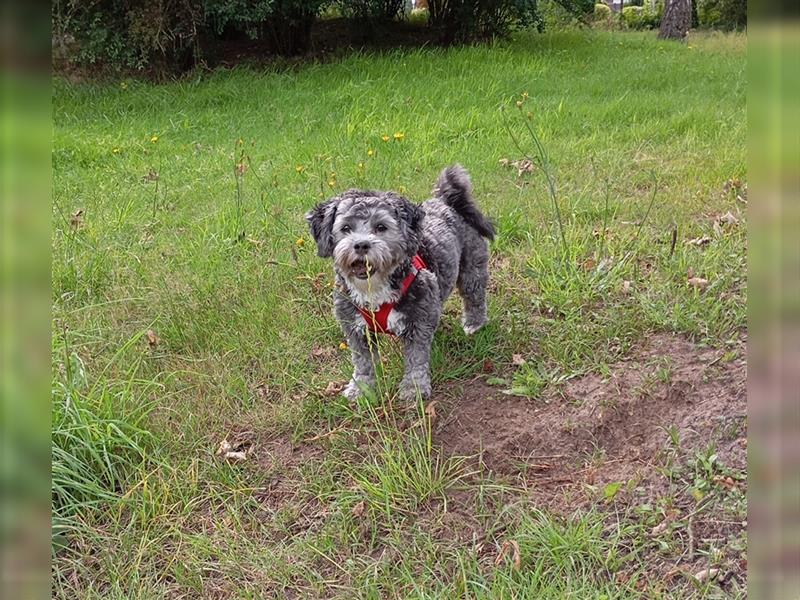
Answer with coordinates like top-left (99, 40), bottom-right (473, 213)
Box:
top-left (52, 0), bottom-right (203, 71)
top-left (593, 2), bottom-right (611, 19)
top-left (697, 0), bottom-right (745, 29)
top-left (622, 2), bottom-right (661, 28)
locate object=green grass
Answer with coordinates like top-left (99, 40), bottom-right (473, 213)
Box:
top-left (52, 29), bottom-right (746, 598)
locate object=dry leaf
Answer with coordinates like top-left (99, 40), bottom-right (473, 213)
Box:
top-left (650, 520), bottom-right (670, 536)
top-left (582, 257), bottom-right (597, 272)
top-left (424, 401), bottom-right (438, 420)
top-left (621, 280), bottom-right (632, 295)
top-left (146, 329), bottom-right (159, 348)
top-left (143, 168), bottom-right (159, 182)
top-left (323, 380), bottom-right (345, 396)
top-left (694, 568), bottom-right (720, 583)
top-left (235, 161), bottom-right (248, 176)
top-left (311, 345), bottom-right (335, 360)
top-left (215, 438), bottom-right (250, 461)
top-left (717, 211), bottom-right (739, 226)
top-left (482, 359), bottom-right (495, 373)
top-left (687, 277), bottom-right (709, 290)
top-left (687, 235), bottom-right (712, 247)
top-left (70, 209), bottom-right (84, 230)
top-left (494, 540), bottom-right (521, 570)
top-left (512, 354), bottom-right (526, 366)
top-left (351, 500), bottom-right (366, 518)
top-left (498, 158), bottom-right (510, 167)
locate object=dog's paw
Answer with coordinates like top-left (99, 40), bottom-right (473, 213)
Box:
top-left (398, 378), bottom-right (431, 402)
top-left (462, 319), bottom-right (487, 335)
top-left (342, 380), bottom-right (363, 400)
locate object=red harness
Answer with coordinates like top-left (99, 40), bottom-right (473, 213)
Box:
top-left (356, 255), bottom-right (427, 336)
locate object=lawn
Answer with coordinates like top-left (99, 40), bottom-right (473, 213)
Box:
top-left (52, 29), bottom-right (747, 598)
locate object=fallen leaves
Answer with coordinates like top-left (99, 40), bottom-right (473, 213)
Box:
top-left (693, 568), bottom-right (720, 583)
top-left (70, 209), bottom-right (85, 230)
top-left (146, 329), bottom-right (160, 348)
top-left (511, 354), bottom-right (526, 367)
top-left (499, 157), bottom-right (535, 177)
top-left (143, 168), bottom-right (159, 182)
top-left (351, 500), bottom-right (366, 518)
top-left (424, 400), bottom-right (438, 421)
top-left (323, 380), bottom-right (345, 396)
top-left (494, 539), bottom-right (521, 570)
top-left (310, 344), bottom-right (336, 361)
top-left (686, 235), bottom-right (712, 247)
top-left (687, 277), bottom-right (709, 290)
top-left (216, 438), bottom-right (252, 461)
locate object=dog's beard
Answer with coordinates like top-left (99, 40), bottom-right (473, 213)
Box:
top-left (333, 239), bottom-right (399, 308)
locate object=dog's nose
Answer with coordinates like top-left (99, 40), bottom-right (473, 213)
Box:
top-left (353, 241), bottom-right (371, 254)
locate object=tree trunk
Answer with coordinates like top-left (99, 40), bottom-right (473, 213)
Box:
top-left (658, 0), bottom-right (691, 40)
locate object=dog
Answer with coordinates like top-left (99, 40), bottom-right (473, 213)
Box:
top-left (306, 164), bottom-right (494, 401)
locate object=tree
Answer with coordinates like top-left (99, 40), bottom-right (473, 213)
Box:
top-left (658, 0), bottom-right (691, 39)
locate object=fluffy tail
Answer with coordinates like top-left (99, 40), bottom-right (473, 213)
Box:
top-left (434, 164), bottom-right (495, 241)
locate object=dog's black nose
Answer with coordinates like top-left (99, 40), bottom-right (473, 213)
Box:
top-left (353, 241), bottom-right (371, 254)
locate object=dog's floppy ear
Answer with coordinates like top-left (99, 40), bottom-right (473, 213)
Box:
top-left (394, 195), bottom-right (423, 255)
top-left (305, 197), bottom-right (339, 258)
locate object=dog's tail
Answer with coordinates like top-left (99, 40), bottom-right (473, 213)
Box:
top-left (434, 164), bottom-right (495, 241)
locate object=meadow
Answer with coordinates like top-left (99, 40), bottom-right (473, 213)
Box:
top-left (52, 29), bottom-right (747, 598)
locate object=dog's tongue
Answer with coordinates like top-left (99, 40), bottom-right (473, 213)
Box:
top-left (352, 261), bottom-right (369, 278)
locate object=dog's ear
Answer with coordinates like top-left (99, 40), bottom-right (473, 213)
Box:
top-left (396, 195), bottom-right (422, 233)
top-left (305, 197), bottom-right (339, 258)
top-left (394, 195), bottom-right (423, 255)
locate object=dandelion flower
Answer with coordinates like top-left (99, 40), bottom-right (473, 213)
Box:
top-left (515, 100), bottom-right (523, 108)
top-left (358, 162), bottom-right (364, 169)
top-left (150, 135), bottom-right (159, 143)
top-left (295, 165), bottom-right (305, 173)
top-left (393, 132), bottom-right (405, 141)
top-left (328, 179), bottom-right (336, 188)
top-left (112, 147), bottom-right (120, 154)
top-left (120, 81), bottom-right (128, 89)
top-left (339, 342), bottom-right (348, 350)
top-left (381, 135), bottom-right (390, 142)
top-left (296, 237), bottom-right (305, 248)
top-left (399, 185), bottom-right (407, 193)
top-left (367, 148), bottom-right (374, 156)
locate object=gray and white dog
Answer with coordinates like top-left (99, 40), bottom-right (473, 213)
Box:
top-left (306, 164), bottom-right (494, 401)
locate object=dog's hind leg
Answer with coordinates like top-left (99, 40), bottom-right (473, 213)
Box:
top-left (457, 232), bottom-right (490, 335)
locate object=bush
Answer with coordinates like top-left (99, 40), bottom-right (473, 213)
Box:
top-left (593, 3), bottom-right (611, 19)
top-left (697, 0), bottom-right (745, 29)
top-left (621, 2), bottom-right (660, 28)
top-left (53, 0), bottom-right (203, 72)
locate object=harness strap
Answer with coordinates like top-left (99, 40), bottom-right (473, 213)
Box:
top-left (356, 255), bottom-right (427, 336)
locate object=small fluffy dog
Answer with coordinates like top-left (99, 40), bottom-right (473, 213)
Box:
top-left (306, 164), bottom-right (494, 401)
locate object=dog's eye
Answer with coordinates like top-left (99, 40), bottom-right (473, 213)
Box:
top-left (375, 224), bottom-right (387, 233)
top-left (340, 225), bottom-right (351, 234)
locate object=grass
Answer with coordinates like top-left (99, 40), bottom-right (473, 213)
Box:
top-left (52, 29), bottom-right (746, 598)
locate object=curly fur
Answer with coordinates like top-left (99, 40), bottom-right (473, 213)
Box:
top-left (306, 164), bottom-right (493, 401)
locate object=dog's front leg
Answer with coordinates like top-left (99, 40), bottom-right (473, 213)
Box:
top-left (398, 295), bottom-right (441, 402)
top-left (335, 296), bottom-right (377, 400)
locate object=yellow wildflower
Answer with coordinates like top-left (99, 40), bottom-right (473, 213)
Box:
top-left (367, 148), bottom-right (374, 157)
top-left (328, 179), bottom-right (336, 188)
top-left (112, 147), bottom-right (120, 154)
top-left (295, 237), bottom-right (305, 248)
top-left (393, 132), bottom-right (405, 141)
top-left (120, 81), bottom-right (128, 89)
top-left (358, 162), bottom-right (364, 169)
top-left (381, 135), bottom-right (390, 142)
top-left (295, 164), bottom-right (305, 173)
top-left (339, 342), bottom-right (348, 350)
top-left (150, 135), bottom-right (159, 143)
top-left (399, 185), bottom-right (407, 193)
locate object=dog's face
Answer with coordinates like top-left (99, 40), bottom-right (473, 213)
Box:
top-left (306, 191), bottom-right (422, 286)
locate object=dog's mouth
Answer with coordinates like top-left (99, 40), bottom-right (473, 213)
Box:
top-left (350, 259), bottom-right (374, 280)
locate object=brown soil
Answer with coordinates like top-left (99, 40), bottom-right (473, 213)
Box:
top-left (434, 333), bottom-right (747, 508)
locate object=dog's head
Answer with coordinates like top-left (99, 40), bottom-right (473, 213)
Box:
top-left (306, 190), bottom-right (422, 283)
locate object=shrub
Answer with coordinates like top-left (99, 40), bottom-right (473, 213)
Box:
top-left (621, 2), bottom-right (660, 28)
top-left (408, 7), bottom-right (430, 24)
top-left (53, 0), bottom-right (203, 72)
top-left (593, 3), bottom-right (611, 19)
top-left (697, 0), bottom-right (745, 29)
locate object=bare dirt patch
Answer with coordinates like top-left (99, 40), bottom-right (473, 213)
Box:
top-left (435, 333), bottom-right (747, 506)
